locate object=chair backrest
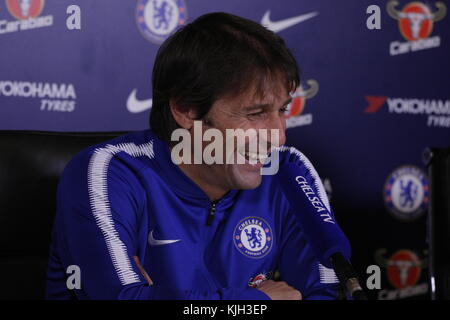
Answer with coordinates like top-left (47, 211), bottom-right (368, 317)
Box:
top-left (0, 130), bottom-right (126, 299)
top-left (425, 147), bottom-right (450, 300)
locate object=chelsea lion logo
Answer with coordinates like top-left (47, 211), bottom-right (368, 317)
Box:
top-left (384, 165), bottom-right (429, 221)
top-left (233, 217), bottom-right (273, 259)
top-left (136, 0), bottom-right (188, 44)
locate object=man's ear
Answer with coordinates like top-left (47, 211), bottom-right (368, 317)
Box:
top-left (170, 98), bottom-right (197, 130)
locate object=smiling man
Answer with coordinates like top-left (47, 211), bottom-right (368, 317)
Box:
top-left (46, 12), bottom-right (343, 300)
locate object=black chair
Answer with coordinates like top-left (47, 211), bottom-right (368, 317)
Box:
top-left (0, 131), bottom-right (125, 299)
top-left (424, 147), bottom-right (450, 300)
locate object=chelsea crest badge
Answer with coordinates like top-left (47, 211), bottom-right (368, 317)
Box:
top-left (233, 216), bottom-right (273, 259)
top-left (136, 0), bottom-right (188, 44)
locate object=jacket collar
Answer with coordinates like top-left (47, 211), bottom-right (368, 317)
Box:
top-left (147, 130), bottom-right (238, 208)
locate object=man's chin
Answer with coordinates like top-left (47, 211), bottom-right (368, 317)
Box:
top-left (231, 165), bottom-right (263, 190)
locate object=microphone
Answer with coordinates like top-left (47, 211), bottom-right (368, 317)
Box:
top-left (273, 146), bottom-right (367, 300)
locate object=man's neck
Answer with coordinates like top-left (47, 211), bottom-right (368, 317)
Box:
top-left (177, 163), bottom-right (228, 201)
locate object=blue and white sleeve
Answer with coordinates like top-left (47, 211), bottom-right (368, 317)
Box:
top-left (48, 150), bottom-right (269, 300)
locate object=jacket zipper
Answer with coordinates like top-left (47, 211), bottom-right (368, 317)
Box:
top-left (206, 200), bottom-right (218, 226)
top-left (202, 200), bottom-right (222, 290)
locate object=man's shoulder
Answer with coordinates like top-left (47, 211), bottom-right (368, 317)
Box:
top-left (79, 129), bottom-right (155, 156)
top-left (67, 129), bottom-right (156, 162)
top-left (60, 129), bottom-right (163, 183)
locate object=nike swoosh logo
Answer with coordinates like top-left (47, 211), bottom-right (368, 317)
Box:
top-left (127, 89), bottom-right (153, 113)
top-left (261, 11), bottom-right (318, 33)
top-left (148, 230), bottom-right (180, 246)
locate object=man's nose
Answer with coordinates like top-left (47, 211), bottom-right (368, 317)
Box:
top-left (266, 113), bottom-right (286, 148)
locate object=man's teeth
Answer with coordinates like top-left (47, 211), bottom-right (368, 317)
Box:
top-left (243, 151), bottom-right (268, 162)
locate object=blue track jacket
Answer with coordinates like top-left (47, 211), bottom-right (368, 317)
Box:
top-left (46, 129), bottom-right (343, 300)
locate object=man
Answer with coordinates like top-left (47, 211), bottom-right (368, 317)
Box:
top-left (46, 12), bottom-right (344, 300)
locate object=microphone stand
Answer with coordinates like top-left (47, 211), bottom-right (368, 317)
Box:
top-left (331, 253), bottom-right (368, 300)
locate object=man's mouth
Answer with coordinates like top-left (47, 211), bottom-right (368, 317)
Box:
top-left (237, 148), bottom-right (270, 165)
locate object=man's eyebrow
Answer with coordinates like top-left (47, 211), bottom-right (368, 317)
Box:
top-left (243, 98), bottom-right (292, 112)
top-left (242, 104), bottom-right (270, 112)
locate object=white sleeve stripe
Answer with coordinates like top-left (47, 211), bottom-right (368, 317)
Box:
top-left (318, 263), bottom-right (339, 284)
top-left (87, 141), bottom-right (154, 286)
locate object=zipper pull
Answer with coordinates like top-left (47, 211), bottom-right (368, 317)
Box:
top-left (206, 201), bottom-right (217, 226)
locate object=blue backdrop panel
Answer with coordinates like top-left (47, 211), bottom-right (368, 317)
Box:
top-left (1, 0), bottom-right (449, 299)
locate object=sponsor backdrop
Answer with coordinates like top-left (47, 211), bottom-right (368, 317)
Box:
top-left (0, 0), bottom-right (449, 299)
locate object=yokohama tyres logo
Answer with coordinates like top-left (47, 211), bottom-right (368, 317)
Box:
top-left (364, 95), bottom-right (450, 128)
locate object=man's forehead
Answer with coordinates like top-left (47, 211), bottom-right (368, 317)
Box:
top-left (226, 85), bottom-right (290, 110)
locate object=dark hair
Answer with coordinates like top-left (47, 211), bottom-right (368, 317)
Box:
top-left (150, 12), bottom-right (300, 144)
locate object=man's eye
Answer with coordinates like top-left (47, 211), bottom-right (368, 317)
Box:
top-left (248, 111), bottom-right (265, 118)
top-left (279, 105), bottom-right (290, 114)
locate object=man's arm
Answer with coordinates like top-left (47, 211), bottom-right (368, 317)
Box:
top-left (276, 209), bottom-right (343, 300)
top-left (274, 147), bottom-right (345, 300)
top-left (49, 152), bottom-right (270, 300)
